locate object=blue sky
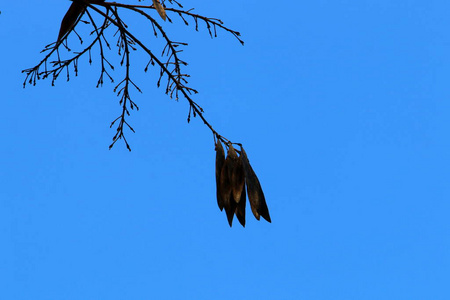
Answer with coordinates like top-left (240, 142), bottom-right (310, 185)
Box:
top-left (1, 1), bottom-right (450, 299)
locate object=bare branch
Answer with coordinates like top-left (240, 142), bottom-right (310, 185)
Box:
top-left (22, 1), bottom-right (270, 226)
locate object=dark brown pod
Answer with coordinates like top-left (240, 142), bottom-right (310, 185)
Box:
top-left (230, 148), bottom-right (245, 205)
top-left (230, 146), bottom-right (246, 227)
top-left (240, 146), bottom-right (271, 223)
top-left (215, 140), bottom-right (225, 211)
top-left (234, 182), bottom-right (246, 227)
top-left (57, 1), bottom-right (87, 42)
top-left (220, 146), bottom-right (236, 226)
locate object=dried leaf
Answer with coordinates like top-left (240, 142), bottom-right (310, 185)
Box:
top-left (215, 140), bottom-right (225, 211)
top-left (152, 0), bottom-right (167, 21)
top-left (57, 1), bottom-right (87, 42)
top-left (240, 147), bottom-right (271, 223)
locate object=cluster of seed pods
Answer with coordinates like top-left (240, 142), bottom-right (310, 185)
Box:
top-left (215, 140), bottom-right (271, 227)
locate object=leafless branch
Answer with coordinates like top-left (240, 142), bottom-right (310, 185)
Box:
top-left (22, 0), bottom-right (270, 226)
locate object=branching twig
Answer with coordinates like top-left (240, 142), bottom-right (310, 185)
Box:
top-left (22, 0), bottom-right (271, 227)
top-left (23, 0), bottom-right (242, 149)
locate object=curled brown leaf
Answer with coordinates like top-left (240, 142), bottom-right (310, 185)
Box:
top-left (152, 0), bottom-right (167, 21)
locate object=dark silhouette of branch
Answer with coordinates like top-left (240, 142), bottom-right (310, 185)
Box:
top-left (22, 0), bottom-right (270, 227)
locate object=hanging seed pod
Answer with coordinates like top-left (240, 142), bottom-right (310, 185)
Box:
top-left (240, 146), bottom-right (271, 223)
top-left (152, 0), bottom-right (167, 21)
top-left (234, 182), bottom-right (246, 227)
top-left (231, 148), bottom-right (245, 204)
top-left (57, 1), bottom-right (87, 42)
top-left (215, 139), bottom-right (225, 211)
top-left (220, 145), bottom-right (237, 226)
top-left (240, 148), bottom-right (260, 220)
top-left (231, 149), bottom-right (246, 227)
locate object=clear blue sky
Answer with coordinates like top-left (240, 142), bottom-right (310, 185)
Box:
top-left (1, 1), bottom-right (450, 299)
